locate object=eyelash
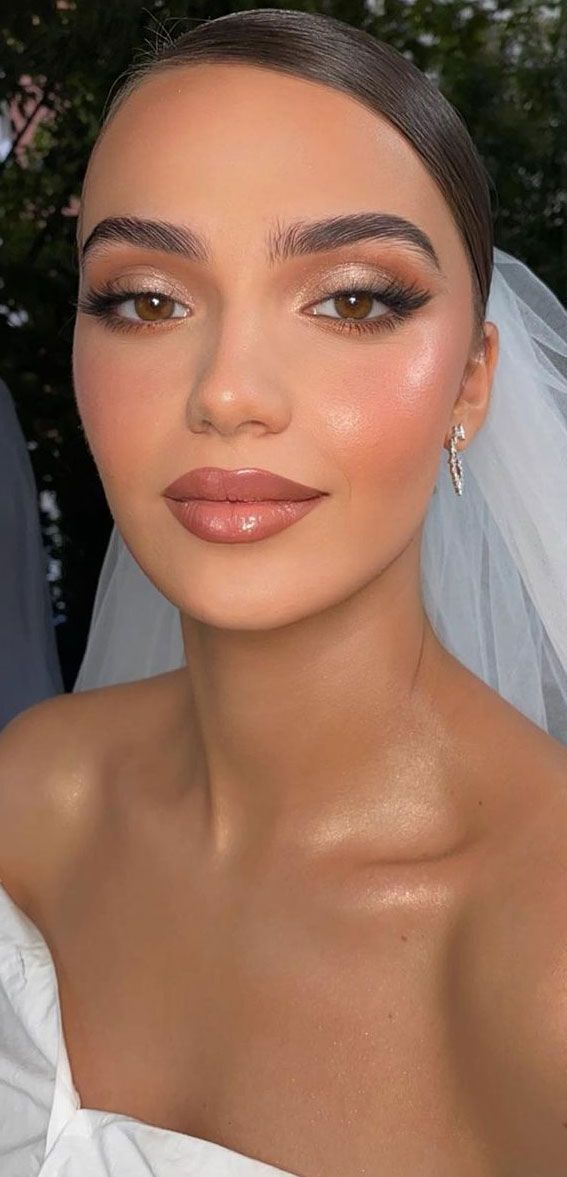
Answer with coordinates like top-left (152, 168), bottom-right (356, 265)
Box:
top-left (75, 275), bottom-right (431, 338)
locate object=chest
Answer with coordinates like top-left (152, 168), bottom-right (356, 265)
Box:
top-left (35, 837), bottom-right (567, 1177)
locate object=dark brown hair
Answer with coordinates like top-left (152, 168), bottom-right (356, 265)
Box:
top-left (89, 7), bottom-right (496, 353)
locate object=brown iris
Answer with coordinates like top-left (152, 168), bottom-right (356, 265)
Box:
top-left (332, 291), bottom-right (374, 320)
top-left (133, 293), bottom-right (175, 321)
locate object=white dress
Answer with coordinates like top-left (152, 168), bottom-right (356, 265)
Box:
top-left (0, 883), bottom-right (298, 1177)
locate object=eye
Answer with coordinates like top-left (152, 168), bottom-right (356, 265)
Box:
top-left (308, 289), bottom-right (387, 322)
top-left (116, 293), bottom-right (188, 322)
top-left (303, 278), bottom-right (432, 336)
top-left (75, 285), bottom-right (190, 332)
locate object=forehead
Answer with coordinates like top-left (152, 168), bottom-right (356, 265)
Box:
top-left (80, 62), bottom-right (464, 274)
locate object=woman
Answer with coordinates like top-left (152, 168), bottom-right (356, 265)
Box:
top-left (1, 8), bottom-right (567, 1175)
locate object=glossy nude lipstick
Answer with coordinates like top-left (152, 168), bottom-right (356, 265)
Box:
top-left (162, 467), bottom-right (328, 544)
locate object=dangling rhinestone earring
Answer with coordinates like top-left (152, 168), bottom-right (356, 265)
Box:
top-left (448, 423), bottom-right (466, 495)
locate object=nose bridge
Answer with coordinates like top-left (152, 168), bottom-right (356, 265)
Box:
top-left (187, 271), bottom-right (290, 435)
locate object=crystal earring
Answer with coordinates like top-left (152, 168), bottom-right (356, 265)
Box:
top-left (448, 423), bottom-right (466, 495)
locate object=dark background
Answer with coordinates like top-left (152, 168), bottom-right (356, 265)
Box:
top-left (1, 0), bottom-right (565, 690)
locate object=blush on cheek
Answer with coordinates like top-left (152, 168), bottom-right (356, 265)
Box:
top-left (324, 341), bottom-right (457, 504)
top-left (73, 335), bottom-right (159, 482)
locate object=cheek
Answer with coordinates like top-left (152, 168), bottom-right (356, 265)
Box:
top-left (318, 332), bottom-right (463, 513)
top-left (73, 326), bottom-right (169, 492)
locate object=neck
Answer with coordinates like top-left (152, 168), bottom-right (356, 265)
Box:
top-left (175, 541), bottom-right (472, 865)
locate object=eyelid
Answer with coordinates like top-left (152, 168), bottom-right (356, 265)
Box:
top-left (295, 258), bottom-right (426, 295)
top-left (82, 271), bottom-right (193, 305)
top-left (85, 257), bottom-right (419, 298)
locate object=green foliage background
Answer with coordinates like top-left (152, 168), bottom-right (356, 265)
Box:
top-left (1, 0), bottom-right (565, 688)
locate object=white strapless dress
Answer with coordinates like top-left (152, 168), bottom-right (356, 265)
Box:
top-left (0, 883), bottom-right (299, 1176)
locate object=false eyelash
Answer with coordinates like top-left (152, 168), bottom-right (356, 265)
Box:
top-left (314, 276), bottom-right (431, 335)
top-left (74, 287), bottom-right (186, 336)
top-left (75, 275), bottom-right (432, 337)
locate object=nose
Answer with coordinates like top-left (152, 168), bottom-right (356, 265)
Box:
top-left (186, 318), bottom-right (291, 439)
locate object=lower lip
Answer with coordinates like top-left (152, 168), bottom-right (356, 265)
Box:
top-left (164, 496), bottom-right (324, 543)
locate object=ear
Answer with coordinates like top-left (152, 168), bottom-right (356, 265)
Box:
top-left (445, 320), bottom-right (499, 450)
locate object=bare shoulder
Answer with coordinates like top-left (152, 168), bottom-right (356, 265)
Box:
top-left (451, 698), bottom-right (567, 1149)
top-left (0, 690), bottom-right (105, 905)
top-left (0, 672), bottom-right (183, 909)
top-left (427, 660), bottom-right (567, 1157)
top-left (437, 646), bottom-right (567, 819)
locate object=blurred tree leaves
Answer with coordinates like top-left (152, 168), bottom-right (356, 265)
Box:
top-left (0, 0), bottom-right (564, 686)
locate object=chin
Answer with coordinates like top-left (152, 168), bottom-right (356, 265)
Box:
top-left (175, 590), bottom-right (322, 632)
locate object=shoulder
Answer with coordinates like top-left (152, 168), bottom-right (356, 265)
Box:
top-left (0, 682), bottom-right (146, 910)
top-left (0, 693), bottom-right (97, 906)
top-left (0, 671), bottom-right (186, 909)
top-left (452, 744), bottom-right (567, 1144)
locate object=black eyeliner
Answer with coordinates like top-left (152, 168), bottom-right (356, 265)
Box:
top-left (75, 275), bottom-right (431, 336)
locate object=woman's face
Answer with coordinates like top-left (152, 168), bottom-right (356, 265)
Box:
top-left (73, 63), bottom-right (492, 629)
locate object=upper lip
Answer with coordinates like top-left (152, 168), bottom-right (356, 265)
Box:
top-left (163, 467), bottom-right (326, 502)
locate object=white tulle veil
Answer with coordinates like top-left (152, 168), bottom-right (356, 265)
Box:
top-left (72, 246), bottom-right (567, 746)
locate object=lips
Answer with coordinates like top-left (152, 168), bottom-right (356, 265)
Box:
top-left (163, 467), bottom-right (326, 503)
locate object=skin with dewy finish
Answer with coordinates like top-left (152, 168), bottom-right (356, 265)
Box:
top-left (4, 60), bottom-right (567, 1177)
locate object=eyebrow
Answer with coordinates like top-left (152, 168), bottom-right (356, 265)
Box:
top-left (80, 212), bottom-right (444, 275)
